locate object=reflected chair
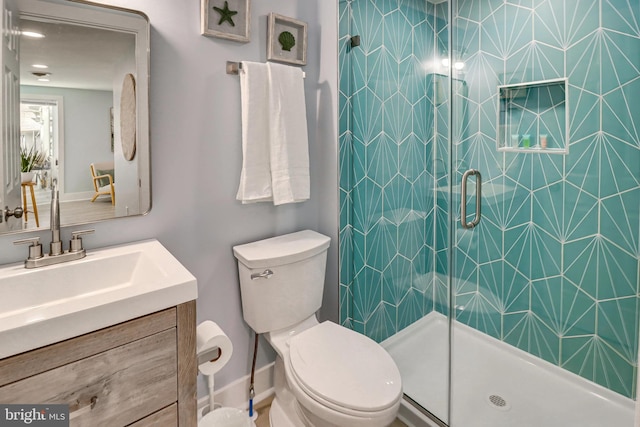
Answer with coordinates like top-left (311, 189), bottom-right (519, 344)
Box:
top-left (90, 162), bottom-right (115, 205)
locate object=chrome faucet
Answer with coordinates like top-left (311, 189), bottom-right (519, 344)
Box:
top-left (50, 180), bottom-right (63, 256)
top-left (13, 180), bottom-right (95, 268)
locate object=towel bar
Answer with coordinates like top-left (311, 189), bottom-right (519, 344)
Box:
top-left (226, 61), bottom-right (306, 78)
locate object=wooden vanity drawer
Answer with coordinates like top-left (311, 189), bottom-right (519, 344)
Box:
top-left (0, 329), bottom-right (177, 426)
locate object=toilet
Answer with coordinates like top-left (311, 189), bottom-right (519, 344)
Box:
top-left (233, 230), bottom-right (402, 427)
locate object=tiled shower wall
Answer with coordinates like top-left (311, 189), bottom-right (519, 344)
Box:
top-left (340, 0), bottom-right (640, 398)
top-left (339, 0), bottom-right (443, 341)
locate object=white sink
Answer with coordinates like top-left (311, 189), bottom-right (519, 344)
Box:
top-left (0, 239), bottom-right (197, 358)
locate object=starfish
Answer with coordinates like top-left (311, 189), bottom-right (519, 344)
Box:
top-left (213, 1), bottom-right (238, 27)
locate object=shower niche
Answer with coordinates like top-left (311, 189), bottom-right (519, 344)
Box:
top-left (497, 78), bottom-right (568, 154)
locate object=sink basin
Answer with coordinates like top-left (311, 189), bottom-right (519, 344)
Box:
top-left (0, 239), bottom-right (197, 358)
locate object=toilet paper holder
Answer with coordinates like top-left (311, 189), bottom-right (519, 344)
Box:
top-left (197, 347), bottom-right (222, 365)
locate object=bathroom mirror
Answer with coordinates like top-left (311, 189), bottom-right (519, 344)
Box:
top-left (0, 0), bottom-right (150, 235)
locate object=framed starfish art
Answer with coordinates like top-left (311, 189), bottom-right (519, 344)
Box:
top-left (201, 0), bottom-right (250, 42)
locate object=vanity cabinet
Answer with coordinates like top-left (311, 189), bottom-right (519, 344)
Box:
top-left (0, 301), bottom-right (197, 427)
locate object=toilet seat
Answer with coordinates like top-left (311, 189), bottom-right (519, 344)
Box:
top-left (287, 321), bottom-right (402, 416)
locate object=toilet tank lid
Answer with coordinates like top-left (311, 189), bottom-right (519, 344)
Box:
top-left (233, 230), bottom-right (331, 268)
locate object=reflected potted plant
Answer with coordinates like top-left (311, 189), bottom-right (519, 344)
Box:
top-left (20, 146), bottom-right (45, 183)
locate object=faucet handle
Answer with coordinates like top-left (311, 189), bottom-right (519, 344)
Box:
top-left (69, 229), bottom-right (95, 253)
top-left (13, 237), bottom-right (43, 260)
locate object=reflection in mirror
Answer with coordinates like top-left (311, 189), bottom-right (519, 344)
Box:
top-left (0, 0), bottom-right (150, 235)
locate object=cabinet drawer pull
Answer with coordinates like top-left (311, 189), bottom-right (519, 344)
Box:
top-left (69, 396), bottom-right (98, 420)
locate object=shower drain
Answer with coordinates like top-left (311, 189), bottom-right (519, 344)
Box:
top-left (486, 394), bottom-right (511, 411)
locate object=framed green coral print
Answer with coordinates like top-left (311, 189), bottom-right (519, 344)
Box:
top-left (201, 0), bottom-right (250, 43)
top-left (267, 13), bottom-right (307, 66)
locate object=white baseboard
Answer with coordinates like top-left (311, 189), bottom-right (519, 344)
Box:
top-left (198, 362), bottom-right (275, 415)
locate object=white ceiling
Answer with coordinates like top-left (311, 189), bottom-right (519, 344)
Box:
top-left (19, 18), bottom-right (135, 91)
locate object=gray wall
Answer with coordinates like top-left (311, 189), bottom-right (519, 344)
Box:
top-left (4, 0), bottom-right (339, 395)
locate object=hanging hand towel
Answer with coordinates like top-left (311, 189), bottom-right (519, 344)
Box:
top-left (236, 61), bottom-right (273, 203)
top-left (267, 62), bottom-right (310, 205)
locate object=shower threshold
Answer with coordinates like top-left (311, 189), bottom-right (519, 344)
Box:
top-left (383, 311), bottom-right (635, 427)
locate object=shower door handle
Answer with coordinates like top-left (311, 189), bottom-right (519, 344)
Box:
top-left (461, 169), bottom-right (482, 229)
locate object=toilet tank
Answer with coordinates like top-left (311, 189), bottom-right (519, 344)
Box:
top-left (233, 230), bottom-right (331, 334)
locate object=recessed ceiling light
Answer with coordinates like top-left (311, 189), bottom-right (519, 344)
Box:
top-left (37, 78), bottom-right (50, 82)
top-left (21, 31), bottom-right (45, 38)
top-left (32, 64), bottom-right (48, 69)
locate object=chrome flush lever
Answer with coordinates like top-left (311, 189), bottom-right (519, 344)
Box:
top-left (251, 269), bottom-right (274, 280)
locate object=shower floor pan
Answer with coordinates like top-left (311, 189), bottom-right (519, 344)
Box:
top-left (383, 311), bottom-right (634, 427)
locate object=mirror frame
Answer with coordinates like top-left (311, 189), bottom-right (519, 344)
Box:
top-left (14, 0), bottom-right (151, 234)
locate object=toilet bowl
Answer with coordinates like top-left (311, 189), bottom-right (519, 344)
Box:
top-left (233, 230), bottom-right (403, 427)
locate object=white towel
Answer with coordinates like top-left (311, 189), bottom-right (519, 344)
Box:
top-left (236, 61), bottom-right (273, 203)
top-left (236, 61), bottom-right (310, 205)
top-left (268, 63), bottom-right (310, 205)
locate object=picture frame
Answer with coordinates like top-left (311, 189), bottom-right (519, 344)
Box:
top-left (201, 0), bottom-right (250, 43)
top-left (267, 13), bottom-right (307, 66)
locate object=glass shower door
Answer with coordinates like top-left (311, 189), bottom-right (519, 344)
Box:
top-left (449, 0), bottom-right (640, 426)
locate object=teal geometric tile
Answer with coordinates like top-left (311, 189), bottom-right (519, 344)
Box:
top-left (507, 42), bottom-right (565, 86)
top-left (504, 179), bottom-right (532, 229)
top-left (351, 0), bottom-right (384, 53)
top-left (383, 255), bottom-right (413, 306)
top-left (600, 189), bottom-right (639, 256)
top-left (598, 297), bottom-right (639, 364)
top-left (600, 30), bottom-right (640, 92)
top-left (561, 336), bottom-right (635, 398)
top-left (352, 134), bottom-right (366, 182)
top-left (531, 150), bottom-right (563, 189)
top-left (569, 85), bottom-right (599, 144)
top-left (365, 218), bottom-right (398, 271)
top-left (477, 220), bottom-right (502, 264)
top-left (455, 292), bottom-right (501, 339)
top-left (567, 31), bottom-right (601, 94)
top-left (602, 0), bottom-right (640, 37)
top-left (384, 10), bottom-right (413, 62)
top-left (398, 288), bottom-right (425, 330)
top-left (399, 0), bottom-right (427, 26)
top-left (532, 182), bottom-right (564, 240)
top-left (563, 184), bottom-right (599, 242)
top-left (530, 225), bottom-right (562, 280)
top-left (399, 56), bottom-right (426, 105)
top-left (339, 225), bottom-right (353, 286)
top-left (365, 302), bottom-right (397, 343)
top-left (502, 262), bottom-right (530, 314)
top-left (367, 47), bottom-right (397, 101)
top-left (339, 283), bottom-right (352, 325)
top-left (503, 311), bottom-right (560, 364)
top-left (399, 134), bottom-right (426, 182)
top-left (353, 88), bottom-right (383, 144)
top-left (478, 260), bottom-right (503, 312)
top-left (339, 132), bottom-right (353, 190)
top-left (353, 266), bottom-right (382, 323)
top-left (398, 211), bottom-right (426, 259)
top-left (383, 175), bottom-right (412, 223)
top-left (531, 277), bottom-right (596, 337)
top-left (602, 77), bottom-right (640, 148)
top-left (566, 135), bottom-right (601, 198)
top-left (384, 92), bottom-right (413, 143)
top-left (504, 223), bottom-right (531, 277)
top-left (564, 0), bottom-right (599, 46)
top-left (599, 133), bottom-right (640, 198)
top-left (339, 188), bottom-right (351, 232)
top-left (413, 245), bottom-right (435, 291)
top-left (352, 177), bottom-right (382, 233)
top-left (412, 171), bottom-right (435, 215)
top-left (534, 0), bottom-right (564, 49)
top-left (565, 235), bottom-right (638, 300)
top-left (367, 133), bottom-right (397, 187)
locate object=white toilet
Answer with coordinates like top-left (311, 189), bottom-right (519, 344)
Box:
top-left (233, 230), bottom-right (402, 427)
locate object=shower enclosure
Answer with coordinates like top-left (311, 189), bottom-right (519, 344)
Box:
top-left (338, 0), bottom-right (640, 426)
